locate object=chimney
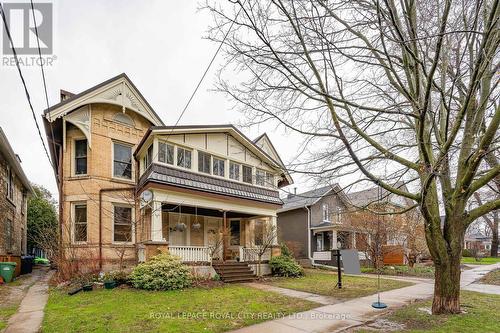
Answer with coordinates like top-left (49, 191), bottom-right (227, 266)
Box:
top-left (60, 89), bottom-right (75, 102)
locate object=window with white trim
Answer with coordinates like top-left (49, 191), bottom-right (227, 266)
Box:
top-left (113, 205), bottom-right (133, 242)
top-left (213, 157), bottom-right (225, 177)
top-left (322, 203), bottom-right (330, 222)
top-left (6, 165), bottom-right (14, 200)
top-left (229, 162), bottom-right (240, 181)
top-left (198, 151), bottom-right (211, 174)
top-left (255, 169), bottom-right (266, 186)
top-left (177, 147), bottom-right (192, 169)
top-left (242, 165), bottom-right (252, 184)
top-left (74, 204), bottom-right (87, 242)
top-left (113, 142), bottom-right (132, 179)
top-left (74, 139), bottom-right (87, 175)
top-left (266, 172), bottom-right (274, 187)
top-left (158, 142), bottom-right (174, 165)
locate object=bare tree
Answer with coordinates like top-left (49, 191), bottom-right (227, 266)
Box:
top-left (205, 0), bottom-right (500, 314)
top-left (207, 230), bottom-right (224, 263)
top-left (248, 223), bottom-right (277, 277)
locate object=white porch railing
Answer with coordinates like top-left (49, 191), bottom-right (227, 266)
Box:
top-left (313, 251), bottom-right (332, 261)
top-left (240, 247), bottom-right (272, 262)
top-left (169, 246), bottom-right (211, 263)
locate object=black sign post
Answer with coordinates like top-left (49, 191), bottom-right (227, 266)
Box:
top-left (331, 249), bottom-right (342, 289)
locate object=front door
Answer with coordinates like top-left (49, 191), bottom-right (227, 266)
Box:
top-left (316, 233), bottom-right (324, 251)
top-left (226, 219), bottom-right (241, 260)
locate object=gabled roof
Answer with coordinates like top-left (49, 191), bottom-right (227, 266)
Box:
top-left (43, 73), bottom-right (164, 126)
top-left (135, 124), bottom-right (293, 188)
top-left (278, 184), bottom-right (348, 213)
top-left (347, 182), bottom-right (413, 208)
top-left (0, 127), bottom-right (32, 194)
top-left (253, 133), bottom-right (292, 186)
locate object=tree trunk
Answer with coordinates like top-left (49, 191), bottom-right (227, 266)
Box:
top-left (490, 222), bottom-right (498, 258)
top-left (432, 256), bottom-right (462, 314)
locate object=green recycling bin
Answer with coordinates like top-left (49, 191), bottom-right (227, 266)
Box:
top-left (0, 262), bottom-right (17, 283)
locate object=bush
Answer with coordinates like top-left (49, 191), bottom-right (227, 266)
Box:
top-left (129, 253), bottom-right (192, 290)
top-left (462, 249), bottom-right (472, 257)
top-left (269, 255), bottom-right (304, 277)
top-left (102, 271), bottom-right (129, 285)
top-left (280, 243), bottom-right (294, 258)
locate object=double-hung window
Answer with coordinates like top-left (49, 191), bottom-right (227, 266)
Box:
top-left (229, 162), bottom-right (240, 181)
top-left (322, 204), bottom-right (330, 222)
top-left (113, 142), bottom-right (132, 179)
top-left (198, 151), bottom-right (211, 174)
top-left (255, 169), bottom-right (266, 186)
top-left (5, 218), bottom-right (13, 250)
top-left (158, 142), bottom-right (174, 165)
top-left (74, 204), bottom-right (87, 242)
top-left (213, 157), bottom-right (225, 177)
top-left (75, 139), bottom-right (87, 175)
top-left (6, 166), bottom-right (13, 200)
top-left (114, 205), bottom-right (132, 242)
top-left (242, 165), bottom-right (252, 184)
top-left (177, 147), bottom-right (192, 169)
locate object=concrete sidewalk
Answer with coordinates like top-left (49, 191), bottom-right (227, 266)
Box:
top-left (5, 268), bottom-right (54, 333)
top-left (232, 263), bottom-right (500, 333)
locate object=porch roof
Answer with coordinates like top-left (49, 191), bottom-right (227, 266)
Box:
top-left (139, 163), bottom-right (283, 205)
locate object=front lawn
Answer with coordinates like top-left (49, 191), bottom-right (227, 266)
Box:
top-left (361, 265), bottom-right (435, 278)
top-left (480, 269), bottom-right (500, 285)
top-left (266, 269), bottom-right (413, 299)
top-left (355, 291), bottom-right (500, 332)
top-left (42, 284), bottom-right (318, 333)
top-left (461, 256), bottom-right (500, 265)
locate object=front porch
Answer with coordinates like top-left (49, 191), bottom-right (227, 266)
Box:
top-left (138, 199), bottom-right (277, 264)
top-left (312, 228), bottom-right (370, 262)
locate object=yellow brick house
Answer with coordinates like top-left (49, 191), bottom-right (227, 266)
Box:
top-left (43, 74), bottom-right (291, 279)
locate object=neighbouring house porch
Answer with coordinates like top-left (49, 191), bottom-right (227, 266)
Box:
top-left (312, 226), bottom-right (370, 262)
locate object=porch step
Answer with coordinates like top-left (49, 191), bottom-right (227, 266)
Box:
top-left (213, 262), bottom-right (257, 283)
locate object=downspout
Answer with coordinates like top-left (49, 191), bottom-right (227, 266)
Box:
top-left (98, 187), bottom-right (135, 271)
top-left (306, 205), bottom-right (335, 269)
top-left (305, 205), bottom-right (313, 262)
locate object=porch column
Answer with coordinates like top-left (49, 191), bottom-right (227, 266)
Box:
top-left (352, 232), bottom-right (357, 248)
top-left (270, 215), bottom-right (278, 245)
top-left (151, 200), bottom-right (163, 241)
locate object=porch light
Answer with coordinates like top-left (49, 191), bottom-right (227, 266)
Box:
top-left (175, 222), bottom-right (187, 231)
top-left (192, 206), bottom-right (201, 230)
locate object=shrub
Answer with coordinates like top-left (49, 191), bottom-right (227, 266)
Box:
top-left (269, 255), bottom-right (304, 277)
top-left (129, 253), bottom-right (192, 290)
top-left (102, 271), bottom-right (129, 285)
top-left (462, 249), bottom-right (472, 257)
top-left (280, 243), bottom-right (294, 258)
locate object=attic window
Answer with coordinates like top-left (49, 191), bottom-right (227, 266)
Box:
top-left (113, 113), bottom-right (135, 127)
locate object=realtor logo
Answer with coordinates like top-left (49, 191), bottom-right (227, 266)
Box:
top-left (2, 2), bottom-right (53, 55)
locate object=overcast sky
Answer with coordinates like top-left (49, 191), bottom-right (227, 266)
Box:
top-left (0, 0), bottom-right (307, 197)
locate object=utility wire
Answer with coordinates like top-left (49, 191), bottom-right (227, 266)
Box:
top-left (30, 0), bottom-right (58, 178)
top-left (0, 2), bottom-right (53, 167)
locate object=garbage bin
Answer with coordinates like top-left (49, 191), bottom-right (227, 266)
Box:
top-left (0, 262), bottom-right (17, 283)
top-left (21, 256), bottom-right (34, 275)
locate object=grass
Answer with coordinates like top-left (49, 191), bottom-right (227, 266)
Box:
top-left (479, 269), bottom-right (500, 285)
top-left (266, 269), bottom-right (413, 299)
top-left (42, 284), bottom-right (318, 333)
top-left (461, 257), bottom-right (500, 265)
top-left (0, 305), bottom-right (18, 331)
top-left (356, 291), bottom-right (500, 332)
top-left (361, 265), bottom-right (435, 279)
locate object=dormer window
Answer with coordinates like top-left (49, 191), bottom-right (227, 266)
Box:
top-left (158, 142), bottom-right (174, 165)
top-left (177, 147), bottom-right (192, 169)
top-left (322, 204), bottom-right (330, 222)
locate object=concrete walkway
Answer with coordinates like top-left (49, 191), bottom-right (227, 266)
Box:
top-left (233, 263), bottom-right (500, 333)
top-left (246, 282), bottom-right (341, 305)
top-left (5, 269), bottom-right (54, 333)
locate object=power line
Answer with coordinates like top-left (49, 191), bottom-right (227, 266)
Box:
top-left (0, 3), bottom-right (53, 167)
top-left (30, 0), bottom-right (58, 177)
